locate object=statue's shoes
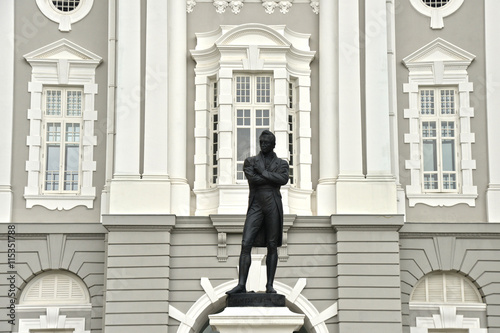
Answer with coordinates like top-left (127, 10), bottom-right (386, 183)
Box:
top-left (265, 285), bottom-right (277, 293)
top-left (226, 284), bottom-right (247, 295)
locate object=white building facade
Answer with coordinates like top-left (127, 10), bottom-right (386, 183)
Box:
top-left (1, 0), bottom-right (500, 332)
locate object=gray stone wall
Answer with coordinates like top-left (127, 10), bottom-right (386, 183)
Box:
top-left (0, 223), bottom-right (106, 333)
top-left (395, 0), bottom-right (488, 222)
top-left (400, 223), bottom-right (500, 333)
top-left (11, 0), bottom-right (108, 222)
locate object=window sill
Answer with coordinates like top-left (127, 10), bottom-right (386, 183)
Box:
top-left (25, 195), bottom-right (95, 210)
top-left (407, 193), bottom-right (477, 207)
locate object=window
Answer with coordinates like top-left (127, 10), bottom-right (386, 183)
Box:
top-left (403, 38), bottom-right (477, 207)
top-left (42, 88), bottom-right (83, 193)
top-left (234, 74), bottom-right (272, 181)
top-left (24, 39), bottom-right (101, 210)
top-left (191, 23), bottom-right (315, 214)
top-left (422, 0), bottom-right (450, 8)
top-left (419, 88), bottom-right (459, 193)
top-left (36, 0), bottom-right (94, 31)
top-left (411, 272), bottom-right (482, 304)
top-left (409, 0), bottom-right (464, 29)
top-left (51, 0), bottom-right (81, 12)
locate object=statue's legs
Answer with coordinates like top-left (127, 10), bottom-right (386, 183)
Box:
top-left (266, 243), bottom-right (278, 293)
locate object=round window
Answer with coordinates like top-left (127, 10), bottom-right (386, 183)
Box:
top-left (51, 0), bottom-right (81, 13)
top-left (422, 0), bottom-right (450, 8)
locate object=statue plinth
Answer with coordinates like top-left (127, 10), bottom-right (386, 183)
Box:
top-left (209, 293), bottom-right (304, 333)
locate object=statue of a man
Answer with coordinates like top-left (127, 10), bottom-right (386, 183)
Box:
top-left (226, 130), bottom-right (289, 294)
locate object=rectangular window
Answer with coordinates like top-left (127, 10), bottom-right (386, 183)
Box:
top-left (288, 80), bottom-right (296, 185)
top-left (419, 87), bottom-right (459, 192)
top-left (42, 87), bottom-right (83, 193)
top-left (234, 74), bottom-right (273, 182)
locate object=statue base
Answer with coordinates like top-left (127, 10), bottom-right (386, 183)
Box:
top-left (226, 292), bottom-right (286, 307)
top-left (209, 293), bottom-right (304, 333)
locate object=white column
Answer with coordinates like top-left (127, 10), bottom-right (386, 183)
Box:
top-left (168, 0), bottom-right (190, 215)
top-left (114, 0), bottom-right (141, 178)
top-left (362, 0), bottom-right (397, 213)
top-left (335, 0), bottom-right (364, 213)
top-left (316, 0), bottom-right (339, 215)
top-left (365, 0), bottom-right (391, 177)
top-left (485, 0), bottom-right (500, 222)
top-left (338, 0), bottom-right (363, 177)
top-left (0, 1), bottom-right (14, 222)
top-left (144, 0), bottom-right (168, 178)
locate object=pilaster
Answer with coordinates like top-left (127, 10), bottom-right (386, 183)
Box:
top-left (0, 0), bottom-right (14, 222)
top-left (316, 0), bottom-right (338, 215)
top-left (485, 0), bottom-right (500, 222)
top-left (333, 215), bottom-right (403, 333)
top-left (103, 215), bottom-right (175, 333)
top-left (168, 0), bottom-right (190, 215)
top-left (114, 0), bottom-right (141, 178)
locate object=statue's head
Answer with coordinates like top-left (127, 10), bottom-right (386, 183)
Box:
top-left (259, 130), bottom-right (276, 154)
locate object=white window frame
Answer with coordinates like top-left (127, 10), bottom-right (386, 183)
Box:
top-left (234, 73), bottom-right (274, 183)
top-left (24, 39), bottom-right (101, 210)
top-left (419, 87), bottom-right (460, 193)
top-left (191, 24), bottom-right (315, 215)
top-left (403, 38), bottom-right (477, 207)
top-left (36, 0), bottom-right (95, 32)
top-left (41, 87), bottom-right (84, 194)
top-left (409, 0), bottom-right (464, 29)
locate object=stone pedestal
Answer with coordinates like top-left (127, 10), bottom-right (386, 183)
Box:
top-left (209, 294), bottom-right (304, 333)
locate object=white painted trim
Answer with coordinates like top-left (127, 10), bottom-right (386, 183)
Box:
top-left (485, 0), bottom-right (500, 222)
top-left (36, 0), bottom-right (94, 32)
top-left (402, 38), bottom-right (477, 207)
top-left (191, 23), bottom-right (315, 215)
top-left (410, 305), bottom-right (487, 333)
top-left (23, 39), bottom-right (101, 210)
top-left (0, 0), bottom-right (14, 222)
top-left (170, 278), bottom-right (335, 333)
top-left (409, 0), bottom-right (464, 29)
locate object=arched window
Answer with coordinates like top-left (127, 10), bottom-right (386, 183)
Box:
top-left (409, 272), bottom-right (487, 333)
top-left (18, 271), bottom-right (91, 333)
top-left (410, 272), bottom-right (482, 304)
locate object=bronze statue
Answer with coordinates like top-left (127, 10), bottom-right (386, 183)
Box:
top-left (226, 130), bottom-right (289, 294)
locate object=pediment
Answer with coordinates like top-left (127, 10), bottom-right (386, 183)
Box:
top-left (216, 24), bottom-right (290, 47)
top-left (24, 38), bottom-right (102, 62)
top-left (403, 38), bottom-right (475, 67)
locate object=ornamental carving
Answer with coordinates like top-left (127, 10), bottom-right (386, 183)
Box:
top-left (262, 0), bottom-right (293, 14)
top-left (310, 1), bottom-right (319, 14)
top-left (213, 0), bottom-right (229, 13)
top-left (187, 0), bottom-right (196, 13)
top-left (229, 0), bottom-right (245, 14)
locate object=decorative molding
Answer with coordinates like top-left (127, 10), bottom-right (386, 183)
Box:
top-left (23, 39), bottom-right (102, 210)
top-left (36, 0), bottom-right (95, 32)
top-left (171, 277), bottom-right (335, 333)
top-left (412, 305), bottom-right (487, 333)
top-left (262, 0), bottom-right (293, 14)
top-left (409, 0), bottom-right (464, 29)
top-left (229, 0), bottom-right (245, 14)
top-left (310, 0), bottom-right (319, 14)
top-left (402, 38), bottom-right (477, 207)
top-left (187, 0), bottom-right (197, 13)
top-left (213, 0), bottom-right (229, 13)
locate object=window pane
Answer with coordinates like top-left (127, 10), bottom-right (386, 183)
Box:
top-left (424, 173), bottom-right (438, 190)
top-left (45, 144), bottom-right (60, 191)
top-left (236, 76), bottom-right (250, 103)
top-left (47, 123), bottom-right (62, 142)
top-left (46, 90), bottom-right (62, 116)
top-left (440, 89), bottom-right (455, 115)
top-left (65, 123), bottom-right (80, 142)
top-left (420, 89), bottom-right (435, 115)
top-left (64, 144), bottom-right (79, 191)
top-left (256, 76), bottom-right (271, 103)
top-left (443, 173), bottom-right (457, 190)
top-left (442, 139), bottom-right (456, 171)
top-left (422, 121), bottom-right (436, 138)
top-left (441, 121), bottom-right (454, 138)
top-left (66, 90), bottom-right (82, 116)
top-left (237, 128), bottom-right (250, 162)
top-left (423, 139), bottom-right (437, 171)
